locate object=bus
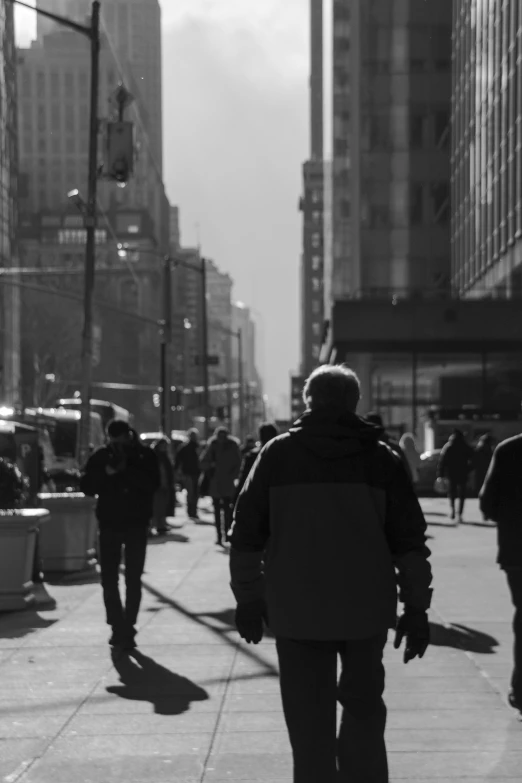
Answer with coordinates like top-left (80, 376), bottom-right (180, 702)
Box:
top-left (57, 399), bottom-right (133, 431)
top-left (24, 408), bottom-right (105, 471)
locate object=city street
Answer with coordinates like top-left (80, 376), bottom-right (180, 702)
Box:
top-left (0, 498), bottom-right (521, 782)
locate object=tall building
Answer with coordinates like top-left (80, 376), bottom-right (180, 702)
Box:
top-left (0, 2), bottom-right (20, 405)
top-left (299, 0), bottom-right (325, 377)
top-left (452, 0), bottom-right (522, 297)
top-left (324, 0), bottom-right (453, 303)
top-left (36, 0), bottom-right (163, 174)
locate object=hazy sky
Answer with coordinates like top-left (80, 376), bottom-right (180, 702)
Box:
top-left (14, 0), bottom-right (309, 417)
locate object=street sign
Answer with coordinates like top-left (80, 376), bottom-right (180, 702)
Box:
top-left (194, 355), bottom-right (220, 366)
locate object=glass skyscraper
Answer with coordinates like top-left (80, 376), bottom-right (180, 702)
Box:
top-left (451, 0), bottom-right (522, 296)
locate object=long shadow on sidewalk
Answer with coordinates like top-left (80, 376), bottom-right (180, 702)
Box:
top-left (430, 621), bottom-right (499, 654)
top-left (141, 580), bottom-right (279, 676)
top-left (108, 650), bottom-right (209, 715)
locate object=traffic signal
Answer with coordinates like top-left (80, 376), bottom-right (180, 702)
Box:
top-left (153, 393), bottom-right (160, 408)
top-left (106, 121), bottom-right (134, 184)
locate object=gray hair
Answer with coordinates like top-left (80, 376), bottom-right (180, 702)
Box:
top-left (303, 364), bottom-right (361, 412)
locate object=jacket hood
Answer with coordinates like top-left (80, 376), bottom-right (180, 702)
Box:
top-left (289, 408), bottom-right (385, 460)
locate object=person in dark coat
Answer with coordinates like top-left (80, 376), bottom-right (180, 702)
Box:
top-left (151, 439), bottom-right (175, 534)
top-left (80, 420), bottom-right (160, 652)
top-left (175, 429), bottom-right (201, 520)
top-left (241, 435), bottom-right (257, 458)
top-left (365, 412), bottom-right (414, 483)
top-left (437, 429), bottom-right (474, 523)
top-left (479, 434), bottom-right (522, 715)
top-left (473, 433), bottom-right (495, 499)
top-left (229, 365), bottom-right (432, 783)
top-left (200, 427), bottom-right (241, 546)
top-left (234, 423), bottom-right (279, 501)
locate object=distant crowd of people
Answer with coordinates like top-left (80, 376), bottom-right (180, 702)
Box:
top-left (74, 366), bottom-right (521, 783)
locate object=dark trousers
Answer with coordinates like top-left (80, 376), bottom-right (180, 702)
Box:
top-left (213, 497), bottom-right (233, 542)
top-left (186, 474), bottom-right (200, 518)
top-left (98, 525), bottom-right (148, 633)
top-left (506, 568), bottom-right (522, 702)
top-left (448, 477), bottom-right (467, 515)
top-left (276, 634), bottom-right (389, 783)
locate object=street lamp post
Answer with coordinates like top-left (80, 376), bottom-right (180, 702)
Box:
top-left (10, 0), bottom-right (101, 465)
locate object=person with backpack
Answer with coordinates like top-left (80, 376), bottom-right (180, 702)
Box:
top-left (229, 365), bottom-right (432, 782)
top-left (80, 420), bottom-right (160, 652)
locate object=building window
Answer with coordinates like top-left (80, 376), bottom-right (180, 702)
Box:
top-left (409, 112), bottom-right (426, 149)
top-left (410, 184), bottom-right (424, 225)
top-left (312, 277), bottom-right (322, 293)
top-left (434, 110), bottom-right (450, 149)
top-left (311, 233), bottom-right (322, 248)
top-left (312, 322), bottom-right (322, 337)
top-left (431, 182), bottom-right (450, 223)
top-left (312, 300), bottom-right (321, 315)
top-left (312, 211), bottom-right (322, 222)
top-left (312, 345), bottom-right (321, 359)
top-left (311, 255), bottom-right (322, 272)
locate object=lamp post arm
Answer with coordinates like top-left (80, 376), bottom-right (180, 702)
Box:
top-left (8, 0), bottom-right (92, 37)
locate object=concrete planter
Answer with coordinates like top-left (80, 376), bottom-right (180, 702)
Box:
top-left (0, 509), bottom-right (49, 611)
top-left (37, 493), bottom-right (98, 574)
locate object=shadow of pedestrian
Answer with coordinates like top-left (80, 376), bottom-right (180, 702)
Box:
top-left (147, 532), bottom-right (190, 545)
top-left (107, 650), bottom-right (209, 715)
top-left (0, 610), bottom-right (56, 640)
top-left (429, 622), bottom-right (499, 654)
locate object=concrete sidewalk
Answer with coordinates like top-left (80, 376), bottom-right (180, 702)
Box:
top-left (0, 499), bottom-right (521, 782)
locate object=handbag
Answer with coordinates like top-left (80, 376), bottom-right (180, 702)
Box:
top-left (434, 476), bottom-right (449, 495)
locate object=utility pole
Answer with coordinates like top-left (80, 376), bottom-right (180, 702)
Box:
top-left (78, 0), bottom-right (101, 465)
top-left (200, 258), bottom-right (210, 440)
top-left (160, 257), bottom-right (172, 435)
top-left (237, 328), bottom-right (244, 443)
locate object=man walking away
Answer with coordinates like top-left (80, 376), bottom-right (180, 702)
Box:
top-left (201, 427), bottom-right (241, 546)
top-left (151, 438), bottom-right (175, 535)
top-left (229, 365), bottom-right (432, 783)
top-left (479, 435), bottom-right (522, 716)
top-left (437, 429), bottom-right (474, 523)
top-left (175, 429), bottom-right (201, 520)
top-left (235, 422), bottom-right (279, 499)
top-left (81, 420), bottom-right (160, 652)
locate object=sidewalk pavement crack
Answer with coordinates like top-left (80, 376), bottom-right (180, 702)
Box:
top-left (199, 641), bottom-right (240, 783)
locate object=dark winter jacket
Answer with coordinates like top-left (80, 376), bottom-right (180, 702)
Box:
top-left (80, 441), bottom-right (160, 528)
top-left (175, 441), bottom-right (200, 477)
top-left (473, 438), bottom-right (494, 494)
top-left (438, 437), bottom-right (474, 481)
top-left (229, 408), bottom-right (432, 641)
top-left (479, 434), bottom-right (522, 568)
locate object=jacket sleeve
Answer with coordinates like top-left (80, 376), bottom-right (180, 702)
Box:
top-left (437, 446), bottom-right (446, 478)
top-left (384, 454), bottom-right (433, 611)
top-left (479, 446), bottom-right (503, 520)
top-left (229, 446), bottom-right (272, 606)
top-left (80, 450), bottom-right (109, 497)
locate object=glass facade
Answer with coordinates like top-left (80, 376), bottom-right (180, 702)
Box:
top-left (0, 2), bottom-right (19, 403)
top-left (452, 0), bottom-right (522, 294)
top-left (328, 0), bottom-right (453, 301)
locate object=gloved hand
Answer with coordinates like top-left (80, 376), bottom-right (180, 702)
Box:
top-left (394, 607), bottom-right (430, 663)
top-left (235, 599), bottom-right (267, 645)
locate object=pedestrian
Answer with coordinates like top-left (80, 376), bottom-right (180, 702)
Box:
top-left (235, 422), bottom-right (279, 500)
top-left (229, 365), bottom-right (432, 783)
top-left (175, 428), bottom-right (201, 520)
top-left (473, 433), bottom-right (494, 499)
top-left (80, 420), bottom-right (160, 653)
top-left (151, 438), bottom-right (175, 535)
top-left (399, 432), bottom-right (422, 487)
top-left (200, 426), bottom-right (241, 546)
top-left (366, 412), bottom-right (414, 482)
top-left (437, 429), bottom-right (474, 523)
top-left (479, 435), bottom-right (522, 716)
top-left (241, 435), bottom-right (257, 458)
